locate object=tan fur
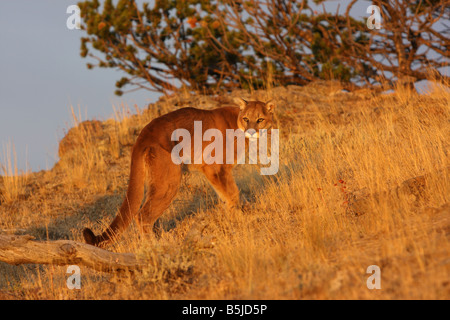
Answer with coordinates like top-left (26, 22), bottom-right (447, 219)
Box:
top-left (83, 99), bottom-right (275, 246)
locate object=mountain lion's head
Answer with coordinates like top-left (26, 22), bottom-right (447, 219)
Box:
top-left (235, 98), bottom-right (275, 139)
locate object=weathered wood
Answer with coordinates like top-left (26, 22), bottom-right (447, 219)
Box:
top-left (0, 234), bottom-right (147, 274)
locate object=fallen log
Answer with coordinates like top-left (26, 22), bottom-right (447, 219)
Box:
top-left (0, 234), bottom-right (147, 274)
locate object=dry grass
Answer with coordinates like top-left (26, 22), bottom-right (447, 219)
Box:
top-left (0, 142), bottom-right (29, 204)
top-left (0, 81), bottom-right (449, 300)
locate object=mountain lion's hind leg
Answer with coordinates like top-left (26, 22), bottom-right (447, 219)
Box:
top-left (135, 148), bottom-right (182, 236)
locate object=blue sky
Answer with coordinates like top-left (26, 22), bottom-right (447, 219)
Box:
top-left (0, 1), bottom-right (160, 172)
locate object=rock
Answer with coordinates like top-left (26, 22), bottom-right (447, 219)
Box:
top-left (58, 120), bottom-right (104, 160)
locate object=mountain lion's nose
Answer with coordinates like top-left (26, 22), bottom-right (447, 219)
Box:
top-left (245, 129), bottom-right (258, 139)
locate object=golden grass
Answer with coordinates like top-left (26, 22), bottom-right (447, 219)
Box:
top-left (0, 81), bottom-right (449, 300)
top-left (0, 141), bottom-right (29, 204)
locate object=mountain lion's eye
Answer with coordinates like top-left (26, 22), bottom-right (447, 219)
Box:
top-left (243, 117), bottom-right (249, 122)
top-left (257, 118), bottom-right (264, 123)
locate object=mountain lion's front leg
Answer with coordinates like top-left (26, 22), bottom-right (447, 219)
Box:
top-left (201, 164), bottom-right (240, 211)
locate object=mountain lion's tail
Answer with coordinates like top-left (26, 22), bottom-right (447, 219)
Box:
top-left (83, 147), bottom-right (146, 247)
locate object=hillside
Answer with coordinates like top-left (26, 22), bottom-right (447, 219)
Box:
top-left (0, 81), bottom-right (449, 299)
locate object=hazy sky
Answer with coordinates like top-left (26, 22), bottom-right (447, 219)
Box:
top-left (0, 0), bottom-right (160, 173)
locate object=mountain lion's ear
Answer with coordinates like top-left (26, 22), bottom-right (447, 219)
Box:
top-left (265, 100), bottom-right (275, 113)
top-left (234, 97), bottom-right (248, 110)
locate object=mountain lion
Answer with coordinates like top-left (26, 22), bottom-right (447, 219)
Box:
top-left (83, 98), bottom-right (275, 246)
